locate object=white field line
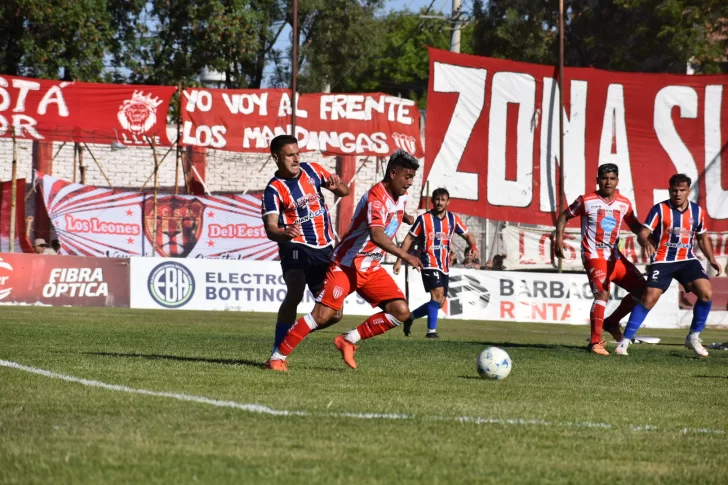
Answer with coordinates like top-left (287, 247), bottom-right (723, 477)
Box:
top-left (1, 359), bottom-right (725, 436)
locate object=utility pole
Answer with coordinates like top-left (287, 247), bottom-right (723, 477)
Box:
top-left (450, 0), bottom-right (462, 53)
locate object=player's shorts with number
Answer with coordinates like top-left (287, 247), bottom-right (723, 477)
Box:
top-left (422, 269), bottom-right (449, 294)
top-left (316, 262), bottom-right (405, 311)
top-left (583, 254), bottom-right (646, 296)
top-left (279, 243), bottom-right (333, 295)
top-left (647, 260), bottom-right (708, 291)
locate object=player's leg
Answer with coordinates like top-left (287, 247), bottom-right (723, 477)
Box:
top-left (308, 246), bottom-right (343, 325)
top-left (272, 268), bottom-right (307, 353)
top-left (605, 256), bottom-right (647, 341)
top-left (407, 270), bottom-right (446, 337)
top-left (334, 271), bottom-right (408, 368)
top-left (585, 259), bottom-right (610, 355)
top-left (425, 285), bottom-right (447, 338)
top-left (680, 261), bottom-right (711, 357)
top-left (616, 264), bottom-right (671, 355)
top-left (266, 264), bottom-right (351, 371)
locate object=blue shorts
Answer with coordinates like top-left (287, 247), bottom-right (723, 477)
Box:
top-left (422, 269), bottom-right (449, 294)
top-left (279, 243), bottom-right (332, 294)
top-left (647, 260), bottom-right (708, 291)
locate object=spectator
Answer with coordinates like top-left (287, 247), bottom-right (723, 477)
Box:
top-left (461, 247), bottom-right (481, 270)
top-left (33, 238), bottom-right (49, 254)
top-left (51, 239), bottom-right (61, 254)
top-left (490, 254), bottom-right (506, 271)
top-left (450, 251), bottom-right (458, 267)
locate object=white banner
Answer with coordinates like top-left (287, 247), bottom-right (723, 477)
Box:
top-left (439, 267), bottom-right (678, 328)
top-left (130, 257), bottom-right (678, 328)
top-left (40, 173), bottom-right (277, 260)
top-left (130, 257), bottom-right (388, 314)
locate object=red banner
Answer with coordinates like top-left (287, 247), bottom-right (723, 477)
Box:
top-left (0, 179), bottom-right (32, 253)
top-left (0, 252), bottom-right (130, 306)
top-left (0, 75), bottom-right (176, 147)
top-left (181, 88), bottom-right (424, 156)
top-left (424, 48), bottom-right (728, 231)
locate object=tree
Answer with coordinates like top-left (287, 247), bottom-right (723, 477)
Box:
top-left (0, 0), bottom-right (144, 81)
top-left (471, 0), bottom-right (728, 73)
top-left (121, 0), bottom-right (288, 88)
top-left (276, 5), bottom-right (473, 106)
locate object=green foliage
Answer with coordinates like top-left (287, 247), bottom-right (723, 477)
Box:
top-left (1, 306), bottom-right (728, 484)
top-left (471, 0), bottom-right (728, 73)
top-left (0, 0), bottom-right (144, 81)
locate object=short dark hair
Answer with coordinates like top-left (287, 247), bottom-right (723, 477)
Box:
top-left (598, 163), bottom-right (619, 177)
top-left (432, 188), bottom-right (450, 199)
top-left (669, 173), bottom-right (692, 188)
top-left (384, 150), bottom-right (419, 181)
top-left (270, 134), bottom-right (298, 155)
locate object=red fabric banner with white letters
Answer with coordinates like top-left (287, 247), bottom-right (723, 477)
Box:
top-left (424, 47), bottom-right (728, 231)
top-left (0, 75), bottom-right (176, 146)
top-left (38, 173), bottom-right (277, 259)
top-left (180, 88), bottom-right (424, 156)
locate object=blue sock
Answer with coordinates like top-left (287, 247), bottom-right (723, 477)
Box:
top-left (273, 322), bottom-right (292, 351)
top-left (427, 300), bottom-right (440, 331)
top-left (413, 302), bottom-right (429, 320)
top-left (624, 303), bottom-right (650, 340)
top-left (689, 300), bottom-right (712, 334)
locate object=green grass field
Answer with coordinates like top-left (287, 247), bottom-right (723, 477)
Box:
top-left (1, 306), bottom-right (727, 484)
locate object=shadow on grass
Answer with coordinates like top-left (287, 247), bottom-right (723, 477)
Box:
top-left (82, 351), bottom-right (264, 369)
top-left (694, 375), bottom-right (728, 379)
top-left (464, 341), bottom-right (587, 351)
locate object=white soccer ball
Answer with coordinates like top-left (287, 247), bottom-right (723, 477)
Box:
top-left (477, 347), bottom-right (513, 380)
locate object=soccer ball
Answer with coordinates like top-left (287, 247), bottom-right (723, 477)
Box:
top-left (477, 347), bottom-right (512, 380)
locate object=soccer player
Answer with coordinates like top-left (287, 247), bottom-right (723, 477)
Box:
top-left (261, 134), bottom-right (349, 355)
top-left (265, 150), bottom-right (424, 371)
top-left (555, 163), bottom-right (647, 355)
top-left (615, 174), bottom-right (722, 357)
top-left (393, 187), bottom-right (478, 338)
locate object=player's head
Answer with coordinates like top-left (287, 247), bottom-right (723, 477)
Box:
top-left (384, 150), bottom-right (419, 197)
top-left (431, 187), bottom-right (450, 214)
top-left (596, 163), bottom-right (619, 196)
top-left (270, 134), bottom-right (300, 177)
top-left (669, 173), bottom-right (691, 207)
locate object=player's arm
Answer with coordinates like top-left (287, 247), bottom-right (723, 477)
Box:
top-left (554, 210), bottom-right (573, 258)
top-left (696, 232), bottom-right (722, 276)
top-left (263, 213), bottom-right (302, 243)
top-left (322, 174), bottom-right (350, 197)
top-left (370, 226), bottom-right (423, 271)
top-left (402, 213), bottom-right (415, 225)
top-left (636, 226), bottom-right (655, 259)
top-left (393, 233), bottom-right (416, 275)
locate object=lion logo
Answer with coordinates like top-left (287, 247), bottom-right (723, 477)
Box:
top-left (117, 91), bottom-right (163, 135)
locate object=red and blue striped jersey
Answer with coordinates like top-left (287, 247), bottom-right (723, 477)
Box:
top-left (409, 211), bottom-right (468, 274)
top-left (644, 200), bottom-right (706, 264)
top-left (261, 162), bottom-right (335, 248)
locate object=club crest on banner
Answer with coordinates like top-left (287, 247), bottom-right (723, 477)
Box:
top-left (391, 132), bottom-right (417, 154)
top-left (143, 197), bottom-right (205, 257)
top-left (117, 90), bottom-right (163, 135)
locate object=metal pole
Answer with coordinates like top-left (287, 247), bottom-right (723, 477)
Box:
top-left (9, 133), bottom-right (18, 252)
top-left (150, 138), bottom-right (160, 256)
top-left (175, 83), bottom-right (182, 195)
top-left (450, 0), bottom-right (462, 53)
top-left (291, 0), bottom-right (299, 134)
top-left (557, 0), bottom-right (565, 273)
top-left (83, 143), bottom-right (113, 188)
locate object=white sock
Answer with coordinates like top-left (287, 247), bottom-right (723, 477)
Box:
top-left (270, 351), bottom-right (286, 361)
top-left (345, 329), bottom-right (361, 344)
